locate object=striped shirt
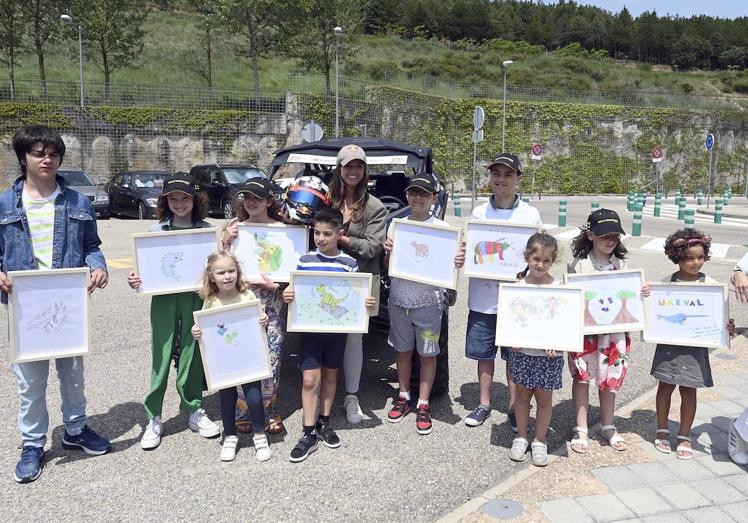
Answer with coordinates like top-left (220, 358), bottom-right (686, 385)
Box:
top-left (23, 186), bottom-right (61, 270)
top-left (297, 249), bottom-right (358, 273)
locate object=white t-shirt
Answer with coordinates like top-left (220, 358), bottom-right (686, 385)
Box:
top-left (387, 215), bottom-right (446, 309)
top-left (467, 197), bottom-right (543, 314)
top-left (22, 185), bottom-right (61, 270)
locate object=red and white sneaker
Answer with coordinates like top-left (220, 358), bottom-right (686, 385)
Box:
top-left (387, 396), bottom-right (411, 423)
top-left (416, 404), bottom-right (433, 435)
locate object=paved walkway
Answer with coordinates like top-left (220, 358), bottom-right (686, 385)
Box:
top-left (442, 334), bottom-right (748, 523)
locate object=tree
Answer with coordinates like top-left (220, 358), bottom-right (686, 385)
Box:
top-left (0, 0), bottom-right (24, 100)
top-left (21, 0), bottom-right (64, 100)
top-left (71, 0), bottom-right (147, 99)
top-left (606, 6), bottom-right (634, 59)
top-left (185, 0), bottom-right (219, 88)
top-left (671, 34), bottom-right (712, 70)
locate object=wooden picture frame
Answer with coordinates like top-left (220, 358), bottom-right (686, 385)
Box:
top-left (495, 283), bottom-right (585, 352)
top-left (643, 282), bottom-right (729, 349)
top-left (8, 268), bottom-right (90, 363)
top-left (388, 218), bottom-right (462, 290)
top-left (193, 299), bottom-right (273, 392)
top-left (463, 220), bottom-right (541, 281)
top-left (233, 222), bottom-right (309, 282)
top-left (132, 228), bottom-right (220, 295)
top-left (287, 271), bottom-right (373, 333)
top-left (564, 269), bottom-right (646, 335)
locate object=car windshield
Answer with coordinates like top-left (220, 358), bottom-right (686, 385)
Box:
top-left (222, 168), bottom-right (264, 184)
top-left (133, 172), bottom-right (166, 188)
top-left (59, 170), bottom-right (94, 186)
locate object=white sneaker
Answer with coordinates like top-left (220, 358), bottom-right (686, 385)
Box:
top-left (220, 435), bottom-right (238, 462)
top-left (140, 417), bottom-right (162, 450)
top-left (344, 394), bottom-right (363, 425)
top-left (729, 418), bottom-right (748, 465)
top-left (253, 433), bottom-right (272, 462)
top-left (188, 408), bottom-right (220, 438)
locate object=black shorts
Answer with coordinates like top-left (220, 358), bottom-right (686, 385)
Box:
top-left (299, 333), bottom-right (347, 370)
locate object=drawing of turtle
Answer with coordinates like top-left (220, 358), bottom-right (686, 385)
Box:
top-left (161, 251), bottom-right (184, 281)
top-left (657, 313), bottom-right (709, 325)
top-left (474, 239), bottom-right (511, 264)
top-left (410, 241), bottom-right (430, 257)
top-left (315, 284), bottom-right (350, 319)
top-left (27, 300), bottom-right (68, 333)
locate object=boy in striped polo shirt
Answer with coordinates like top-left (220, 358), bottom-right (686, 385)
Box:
top-left (283, 207), bottom-right (375, 462)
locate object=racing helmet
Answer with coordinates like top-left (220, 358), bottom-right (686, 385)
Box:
top-left (284, 175), bottom-right (330, 224)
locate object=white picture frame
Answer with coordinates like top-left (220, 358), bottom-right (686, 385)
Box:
top-left (233, 222), bottom-right (309, 282)
top-left (496, 283), bottom-right (585, 352)
top-left (564, 269), bottom-right (646, 335)
top-left (193, 299), bottom-right (273, 392)
top-left (287, 271), bottom-right (373, 333)
top-left (132, 228), bottom-right (220, 295)
top-left (388, 218), bottom-right (462, 290)
top-left (463, 220), bottom-right (541, 281)
top-left (643, 282), bottom-right (729, 349)
top-left (8, 268), bottom-right (90, 363)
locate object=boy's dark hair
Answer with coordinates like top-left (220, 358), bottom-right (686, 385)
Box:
top-left (313, 207), bottom-right (344, 230)
top-left (517, 233), bottom-right (559, 279)
top-left (571, 229), bottom-right (628, 260)
top-left (12, 126), bottom-right (66, 174)
top-left (156, 190), bottom-right (209, 223)
top-left (664, 228), bottom-right (711, 264)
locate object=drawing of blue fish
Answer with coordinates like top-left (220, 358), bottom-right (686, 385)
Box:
top-left (656, 313), bottom-right (709, 325)
top-left (161, 251), bottom-right (184, 281)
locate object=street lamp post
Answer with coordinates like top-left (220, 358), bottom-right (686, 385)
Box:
top-left (60, 14), bottom-right (84, 107)
top-left (501, 60), bottom-right (513, 151)
top-left (334, 26), bottom-right (342, 138)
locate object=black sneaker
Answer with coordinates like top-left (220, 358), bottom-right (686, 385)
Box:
top-left (14, 446), bottom-right (44, 484)
top-left (62, 425), bottom-right (112, 455)
top-left (316, 420), bottom-right (341, 448)
top-left (289, 433), bottom-right (318, 463)
top-left (465, 406), bottom-right (491, 427)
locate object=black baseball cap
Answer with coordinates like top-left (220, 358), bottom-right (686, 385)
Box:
top-left (586, 208), bottom-right (625, 236)
top-left (487, 153), bottom-right (522, 174)
top-left (237, 178), bottom-right (273, 199)
top-left (163, 173), bottom-right (199, 196)
top-left (406, 175), bottom-right (438, 194)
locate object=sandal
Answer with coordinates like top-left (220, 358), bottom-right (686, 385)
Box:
top-left (675, 435), bottom-right (693, 460)
top-left (265, 416), bottom-right (285, 435)
top-left (602, 424), bottom-right (627, 451)
top-left (509, 437), bottom-right (529, 462)
top-left (531, 441), bottom-right (548, 467)
top-left (654, 428), bottom-right (671, 454)
top-left (571, 426), bottom-right (589, 454)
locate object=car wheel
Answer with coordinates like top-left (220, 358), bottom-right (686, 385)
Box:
top-left (137, 202), bottom-right (147, 220)
top-left (379, 196), bottom-right (406, 214)
top-left (223, 200), bottom-right (234, 219)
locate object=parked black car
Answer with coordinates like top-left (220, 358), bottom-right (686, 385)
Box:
top-left (269, 137), bottom-right (452, 395)
top-left (189, 164), bottom-right (267, 218)
top-left (58, 168), bottom-right (110, 219)
top-left (104, 170), bottom-right (169, 219)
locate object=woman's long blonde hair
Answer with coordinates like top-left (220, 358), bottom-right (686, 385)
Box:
top-left (328, 162), bottom-right (369, 223)
top-left (198, 250), bottom-right (249, 300)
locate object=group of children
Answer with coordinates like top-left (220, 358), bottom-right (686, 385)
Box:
top-left (1, 126), bottom-right (745, 483)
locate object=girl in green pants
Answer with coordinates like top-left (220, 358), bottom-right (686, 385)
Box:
top-left (127, 173), bottom-right (219, 450)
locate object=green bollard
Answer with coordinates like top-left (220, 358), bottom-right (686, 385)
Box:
top-left (591, 202), bottom-right (600, 212)
top-left (697, 192), bottom-right (703, 205)
top-left (521, 196), bottom-right (530, 203)
top-left (677, 199), bottom-right (686, 220)
top-left (684, 208), bottom-right (695, 228)
top-left (558, 200), bottom-right (567, 227)
top-left (654, 194), bottom-right (661, 217)
top-left (714, 199), bottom-right (723, 224)
top-left (453, 194), bottom-right (461, 217)
top-left (723, 192), bottom-right (729, 206)
top-left (632, 205), bottom-right (643, 236)
top-left (627, 195), bottom-right (634, 212)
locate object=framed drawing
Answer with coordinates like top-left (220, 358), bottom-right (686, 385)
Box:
top-left (463, 220), bottom-right (541, 281)
top-left (564, 269), bottom-right (646, 335)
top-left (643, 283), bottom-right (729, 349)
top-left (8, 268), bottom-right (90, 363)
top-left (132, 228), bottom-right (220, 295)
top-left (233, 223), bottom-right (309, 282)
top-left (495, 283), bottom-right (585, 352)
top-left (287, 271), bottom-right (373, 333)
top-left (388, 218), bottom-right (462, 289)
top-left (193, 300), bottom-right (273, 392)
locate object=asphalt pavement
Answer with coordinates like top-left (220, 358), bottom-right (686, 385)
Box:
top-left (1, 196), bottom-right (747, 522)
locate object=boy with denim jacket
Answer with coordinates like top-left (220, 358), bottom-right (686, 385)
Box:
top-left (0, 126), bottom-right (111, 484)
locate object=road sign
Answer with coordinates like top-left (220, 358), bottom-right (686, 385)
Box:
top-left (531, 143), bottom-right (542, 160)
top-left (705, 133), bottom-right (714, 151)
top-left (472, 129), bottom-right (484, 143)
top-left (301, 121), bottom-right (324, 142)
top-left (652, 146), bottom-right (662, 163)
top-left (473, 106), bottom-right (485, 130)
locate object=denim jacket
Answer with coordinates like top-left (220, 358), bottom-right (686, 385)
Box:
top-left (0, 175), bottom-right (107, 303)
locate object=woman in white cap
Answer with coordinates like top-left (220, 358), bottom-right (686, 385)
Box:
top-left (329, 144), bottom-right (386, 424)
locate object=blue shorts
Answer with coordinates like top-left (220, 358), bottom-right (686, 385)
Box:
top-left (465, 310), bottom-right (511, 361)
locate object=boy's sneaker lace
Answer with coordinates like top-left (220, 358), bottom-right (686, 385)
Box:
top-left (387, 396), bottom-right (412, 423)
top-left (316, 420), bottom-right (341, 448)
top-left (343, 394), bottom-right (363, 424)
top-left (62, 425), bottom-right (112, 455)
top-left (188, 408), bottom-right (220, 438)
top-left (14, 446), bottom-right (44, 484)
top-left (220, 435), bottom-right (238, 462)
top-left (140, 417), bottom-right (162, 450)
top-left (289, 433), bottom-right (318, 463)
top-left (253, 433), bottom-right (272, 462)
top-left (415, 404), bottom-right (433, 435)
top-left (464, 406), bottom-right (491, 427)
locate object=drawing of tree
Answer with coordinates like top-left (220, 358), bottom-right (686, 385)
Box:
top-left (584, 290), bottom-right (598, 326)
top-left (613, 290), bottom-right (638, 323)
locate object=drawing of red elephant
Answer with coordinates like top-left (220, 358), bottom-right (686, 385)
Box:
top-left (474, 239), bottom-right (511, 264)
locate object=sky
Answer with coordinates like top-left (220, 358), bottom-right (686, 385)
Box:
top-left (544, 1), bottom-right (746, 20)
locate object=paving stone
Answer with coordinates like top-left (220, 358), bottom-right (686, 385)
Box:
top-left (697, 453), bottom-right (748, 476)
top-left (642, 513), bottom-right (689, 523)
top-left (710, 386), bottom-right (744, 399)
top-left (719, 374), bottom-right (748, 387)
top-left (539, 498), bottom-right (594, 523)
top-left (692, 421), bottom-right (728, 434)
top-left (711, 400), bottom-right (745, 416)
top-left (614, 487), bottom-right (673, 517)
top-left (661, 457), bottom-right (716, 481)
top-left (636, 441), bottom-right (675, 462)
top-left (653, 483), bottom-right (711, 510)
top-left (722, 500), bottom-right (748, 521)
top-left (724, 474), bottom-right (748, 496)
top-left (592, 466), bottom-right (643, 490)
top-left (687, 477), bottom-right (746, 504)
top-left (625, 462), bottom-right (680, 486)
top-left (681, 505), bottom-right (736, 522)
top-left (697, 431), bottom-right (730, 453)
top-left (575, 493), bottom-right (635, 522)
top-left (698, 403), bottom-right (727, 419)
